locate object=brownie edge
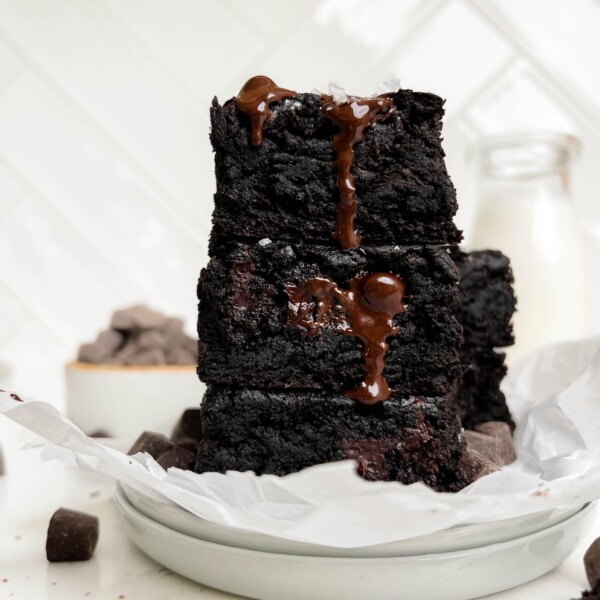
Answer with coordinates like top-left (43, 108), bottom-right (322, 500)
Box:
top-left (194, 386), bottom-right (471, 492)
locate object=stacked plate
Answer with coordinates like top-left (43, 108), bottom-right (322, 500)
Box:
top-left (115, 484), bottom-right (594, 600)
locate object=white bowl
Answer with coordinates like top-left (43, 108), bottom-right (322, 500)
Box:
top-left (119, 483), bottom-right (583, 558)
top-left (114, 486), bottom-right (595, 600)
top-left (65, 361), bottom-right (204, 437)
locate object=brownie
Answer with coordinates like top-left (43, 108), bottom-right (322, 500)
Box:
top-left (194, 386), bottom-right (471, 492)
top-left (449, 249), bottom-right (516, 430)
top-left (197, 240), bottom-right (463, 397)
top-left (209, 89), bottom-right (461, 252)
top-left (447, 347), bottom-right (514, 430)
top-left (453, 249), bottom-right (516, 348)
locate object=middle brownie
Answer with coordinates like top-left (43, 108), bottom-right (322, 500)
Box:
top-left (198, 239), bottom-right (463, 397)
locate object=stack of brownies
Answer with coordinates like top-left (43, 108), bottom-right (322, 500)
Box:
top-left (193, 76), bottom-right (515, 492)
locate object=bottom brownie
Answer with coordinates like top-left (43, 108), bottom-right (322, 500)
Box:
top-left (194, 386), bottom-right (472, 492)
top-left (448, 347), bottom-right (514, 430)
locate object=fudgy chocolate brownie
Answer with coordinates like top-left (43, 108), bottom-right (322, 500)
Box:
top-left (209, 89), bottom-right (461, 252)
top-left (197, 239), bottom-right (463, 397)
top-left (448, 347), bottom-right (514, 430)
top-left (453, 249), bottom-right (516, 348)
top-left (449, 249), bottom-right (516, 429)
top-left (194, 386), bottom-right (471, 492)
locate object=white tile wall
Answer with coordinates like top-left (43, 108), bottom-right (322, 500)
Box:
top-left (1, 0), bottom-right (599, 406)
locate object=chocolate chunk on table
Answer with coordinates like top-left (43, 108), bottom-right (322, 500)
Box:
top-left (585, 538), bottom-right (600, 588)
top-left (209, 89), bottom-right (461, 250)
top-left (194, 386), bottom-right (471, 492)
top-left (574, 581), bottom-right (600, 600)
top-left (157, 447), bottom-right (196, 470)
top-left (46, 508), bottom-right (99, 562)
top-left (198, 240), bottom-right (463, 397)
top-left (128, 431), bottom-right (174, 459)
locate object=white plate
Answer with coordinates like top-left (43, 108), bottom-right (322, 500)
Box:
top-left (120, 483), bottom-right (583, 558)
top-left (114, 486), bottom-right (595, 600)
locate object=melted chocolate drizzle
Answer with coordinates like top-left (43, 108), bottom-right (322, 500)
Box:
top-left (322, 94), bottom-right (396, 249)
top-left (235, 76), bottom-right (296, 147)
top-left (287, 272), bottom-right (407, 404)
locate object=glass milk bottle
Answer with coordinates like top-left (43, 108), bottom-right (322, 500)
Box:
top-left (467, 133), bottom-right (587, 361)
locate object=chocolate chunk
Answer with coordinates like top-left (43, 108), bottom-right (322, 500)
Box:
top-left (111, 305), bottom-right (167, 331)
top-left (137, 330), bottom-right (166, 350)
top-left (128, 431), bottom-right (174, 458)
top-left (165, 347), bottom-right (196, 365)
top-left (171, 408), bottom-right (202, 440)
top-left (156, 446), bottom-right (196, 471)
top-left (78, 330), bottom-right (125, 364)
top-left (457, 449), bottom-right (499, 484)
top-left (172, 437), bottom-right (198, 452)
top-left (474, 421), bottom-right (516, 465)
top-left (162, 317), bottom-right (185, 339)
top-left (87, 430), bottom-right (111, 439)
top-left (77, 343), bottom-right (106, 364)
top-left (124, 348), bottom-right (167, 366)
top-left (46, 508), bottom-right (99, 562)
top-left (464, 430), bottom-right (504, 466)
top-left (585, 538), bottom-right (600, 588)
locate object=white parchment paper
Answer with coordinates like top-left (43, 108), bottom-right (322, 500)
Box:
top-left (2, 336), bottom-right (600, 548)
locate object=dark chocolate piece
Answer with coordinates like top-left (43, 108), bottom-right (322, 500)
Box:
top-left (209, 88), bottom-right (461, 250)
top-left (111, 304), bottom-right (167, 331)
top-left (585, 538), bottom-right (600, 588)
top-left (198, 240), bottom-right (462, 397)
top-left (87, 430), bottom-right (111, 439)
top-left (322, 94), bottom-right (396, 249)
top-left (464, 430), bottom-right (505, 467)
top-left (287, 273), bottom-right (406, 403)
top-left (474, 421), bottom-right (516, 465)
top-left (157, 446), bottom-right (196, 471)
top-left (46, 508), bottom-right (99, 562)
top-left (171, 408), bottom-right (202, 441)
top-left (575, 581), bottom-right (600, 600)
top-left (78, 305), bottom-right (197, 366)
top-left (128, 431), bottom-right (174, 459)
top-left (455, 449), bottom-right (499, 483)
top-left (235, 76), bottom-right (296, 147)
top-left (172, 437), bottom-right (198, 453)
top-left (194, 386), bottom-right (471, 492)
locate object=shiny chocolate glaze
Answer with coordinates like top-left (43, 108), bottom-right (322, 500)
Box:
top-left (235, 76), bottom-right (296, 147)
top-left (322, 94), bottom-right (396, 249)
top-left (286, 272), bottom-right (406, 404)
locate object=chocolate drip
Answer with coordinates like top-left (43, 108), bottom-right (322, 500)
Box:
top-left (322, 94), bottom-right (396, 249)
top-left (286, 272), bottom-right (406, 404)
top-left (235, 76), bottom-right (296, 147)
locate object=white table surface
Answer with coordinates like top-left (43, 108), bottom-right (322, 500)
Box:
top-left (0, 418), bottom-right (597, 600)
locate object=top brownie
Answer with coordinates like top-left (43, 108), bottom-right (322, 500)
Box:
top-left (453, 249), bottom-right (516, 348)
top-left (209, 89), bottom-right (461, 252)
